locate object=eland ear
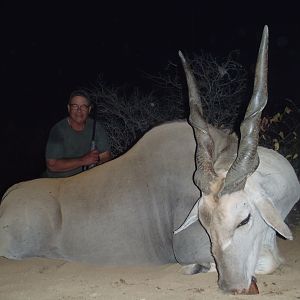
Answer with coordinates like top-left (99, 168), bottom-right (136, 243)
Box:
top-left (254, 198), bottom-right (293, 240)
top-left (174, 200), bottom-right (200, 234)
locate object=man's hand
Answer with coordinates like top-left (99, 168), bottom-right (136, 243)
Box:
top-left (82, 149), bottom-right (100, 166)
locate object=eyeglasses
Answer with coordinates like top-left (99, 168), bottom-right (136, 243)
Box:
top-left (69, 104), bottom-right (90, 112)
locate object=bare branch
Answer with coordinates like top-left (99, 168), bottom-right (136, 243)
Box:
top-left (88, 51), bottom-right (248, 157)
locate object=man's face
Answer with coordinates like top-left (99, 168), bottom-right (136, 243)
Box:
top-left (68, 96), bottom-right (91, 124)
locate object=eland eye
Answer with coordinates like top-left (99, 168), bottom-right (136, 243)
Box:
top-left (237, 214), bottom-right (251, 228)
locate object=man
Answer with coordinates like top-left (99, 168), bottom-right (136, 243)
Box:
top-left (45, 90), bottom-right (112, 178)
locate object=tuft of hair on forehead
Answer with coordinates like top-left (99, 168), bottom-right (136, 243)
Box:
top-left (208, 170), bottom-right (227, 202)
top-left (69, 89), bottom-right (91, 105)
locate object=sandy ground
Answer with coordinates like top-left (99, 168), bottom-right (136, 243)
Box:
top-left (0, 224), bottom-right (299, 300)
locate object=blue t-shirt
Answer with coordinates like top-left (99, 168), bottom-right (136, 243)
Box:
top-left (45, 117), bottom-right (110, 177)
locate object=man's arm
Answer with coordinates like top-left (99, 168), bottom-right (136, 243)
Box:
top-left (47, 150), bottom-right (100, 172)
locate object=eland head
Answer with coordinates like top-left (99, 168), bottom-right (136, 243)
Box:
top-left (176, 26), bottom-right (296, 294)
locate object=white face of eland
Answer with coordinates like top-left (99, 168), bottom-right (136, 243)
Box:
top-left (199, 189), bottom-right (262, 294)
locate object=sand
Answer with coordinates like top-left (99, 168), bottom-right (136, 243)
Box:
top-left (0, 225), bottom-right (299, 300)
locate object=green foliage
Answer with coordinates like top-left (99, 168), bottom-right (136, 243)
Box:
top-left (259, 99), bottom-right (300, 178)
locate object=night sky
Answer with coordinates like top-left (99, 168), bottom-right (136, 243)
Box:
top-left (1, 1), bottom-right (299, 195)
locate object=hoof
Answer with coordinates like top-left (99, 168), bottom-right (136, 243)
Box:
top-left (181, 263), bottom-right (212, 275)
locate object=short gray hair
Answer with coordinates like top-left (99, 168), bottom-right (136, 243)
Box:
top-left (69, 90), bottom-right (91, 105)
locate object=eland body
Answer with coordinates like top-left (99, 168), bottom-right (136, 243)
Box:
top-left (0, 26), bottom-right (299, 295)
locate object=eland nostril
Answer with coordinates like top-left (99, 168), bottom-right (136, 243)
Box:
top-left (247, 276), bottom-right (259, 294)
top-left (230, 277), bottom-right (259, 295)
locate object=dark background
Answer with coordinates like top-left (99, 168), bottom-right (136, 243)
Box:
top-left (1, 1), bottom-right (299, 196)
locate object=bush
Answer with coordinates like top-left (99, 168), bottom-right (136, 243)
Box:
top-left (90, 51), bottom-right (248, 157)
top-left (260, 99), bottom-right (300, 178)
top-left (88, 79), bottom-right (185, 157)
top-left (144, 50), bottom-right (248, 129)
